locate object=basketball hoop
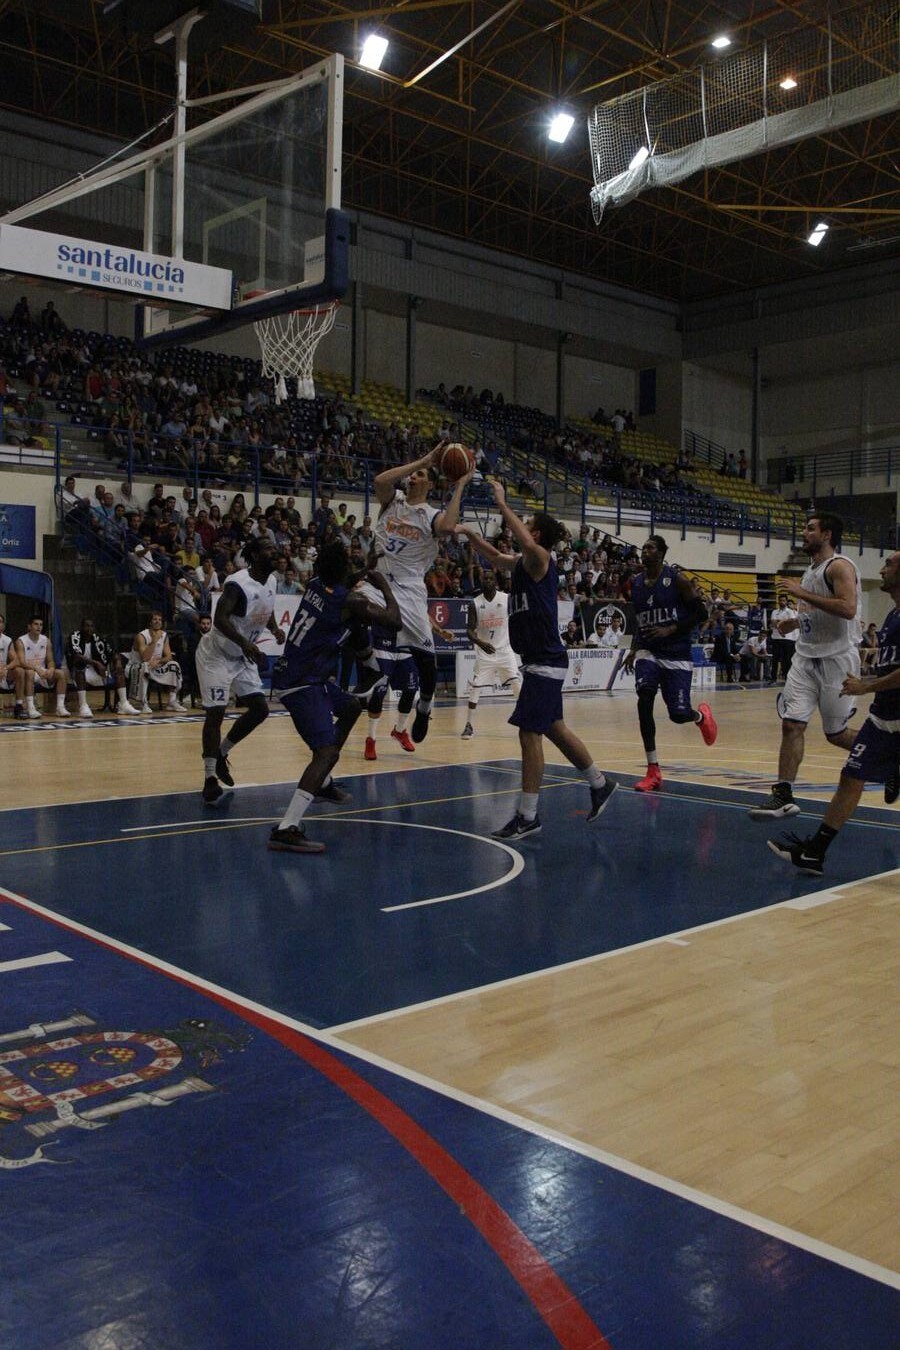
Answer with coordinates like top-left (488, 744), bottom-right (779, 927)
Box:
top-left (251, 299), bottom-right (339, 404)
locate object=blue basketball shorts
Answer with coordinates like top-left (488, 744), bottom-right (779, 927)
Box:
top-left (509, 667), bottom-right (565, 734)
top-left (634, 654), bottom-right (694, 719)
top-left (280, 682), bottom-right (360, 750)
top-left (842, 715), bottom-right (900, 784)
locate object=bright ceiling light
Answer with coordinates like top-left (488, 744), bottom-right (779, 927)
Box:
top-left (780, 76), bottom-right (798, 90)
top-left (628, 145), bottom-right (650, 170)
top-left (711, 34), bottom-right (732, 49)
top-left (807, 221), bottom-right (829, 247)
top-left (548, 112), bottom-right (575, 144)
top-left (360, 34), bottom-right (388, 70)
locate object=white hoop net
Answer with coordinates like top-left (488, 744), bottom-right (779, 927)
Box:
top-left (254, 302), bottom-right (338, 403)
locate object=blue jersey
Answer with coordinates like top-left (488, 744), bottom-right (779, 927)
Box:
top-left (871, 606), bottom-right (900, 721)
top-left (272, 577), bottom-right (350, 692)
top-left (508, 556), bottom-right (567, 668)
top-left (631, 563), bottom-right (694, 660)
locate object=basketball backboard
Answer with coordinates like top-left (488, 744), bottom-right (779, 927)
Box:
top-left (0, 53), bottom-right (347, 348)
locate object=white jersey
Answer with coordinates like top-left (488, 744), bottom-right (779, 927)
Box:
top-left (19, 632), bottom-right (49, 670)
top-left (796, 556), bottom-right (861, 660)
top-left (470, 591), bottom-right (513, 657)
top-left (771, 605), bottom-right (799, 644)
top-left (374, 492), bottom-right (440, 588)
top-left (130, 628), bottom-right (168, 665)
top-left (207, 568), bottom-right (277, 662)
top-left (0, 633), bottom-right (12, 665)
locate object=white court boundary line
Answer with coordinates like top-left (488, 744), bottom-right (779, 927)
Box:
top-left (0, 880), bottom-right (895, 1292)
top-left (329, 862), bottom-right (900, 1030)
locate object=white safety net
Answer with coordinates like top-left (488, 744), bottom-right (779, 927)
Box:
top-left (589, 1), bottom-right (899, 222)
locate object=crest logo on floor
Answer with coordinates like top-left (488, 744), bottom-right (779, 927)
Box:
top-left (0, 1012), bottom-right (249, 1169)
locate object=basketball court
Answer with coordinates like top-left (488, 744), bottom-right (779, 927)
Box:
top-left (2, 689), bottom-right (897, 1348)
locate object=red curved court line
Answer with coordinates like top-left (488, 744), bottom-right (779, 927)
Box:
top-left (215, 996), bottom-right (614, 1350)
top-left (0, 892), bottom-right (613, 1350)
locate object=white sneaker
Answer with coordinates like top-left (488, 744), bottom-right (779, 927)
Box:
top-left (140, 702), bottom-right (152, 713)
top-left (56, 707), bottom-right (71, 718)
top-left (27, 707), bottom-right (42, 719)
top-left (78, 705), bottom-right (93, 719)
top-left (118, 700), bottom-right (139, 715)
top-left (167, 700), bottom-right (187, 713)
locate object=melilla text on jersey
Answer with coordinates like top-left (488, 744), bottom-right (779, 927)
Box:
top-left (637, 604), bottom-right (679, 628)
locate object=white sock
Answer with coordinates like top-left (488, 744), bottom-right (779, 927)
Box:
top-left (395, 711), bottom-right (411, 732)
top-left (26, 697), bottom-right (36, 712)
top-left (279, 788), bottom-right (314, 830)
top-left (203, 757), bottom-right (217, 777)
top-left (583, 763), bottom-right (606, 788)
top-left (219, 736), bottom-right (235, 756)
top-left (56, 699), bottom-right (68, 713)
top-left (367, 717), bottom-right (379, 739)
top-left (116, 688), bottom-right (129, 708)
top-left (646, 753), bottom-right (659, 765)
top-left (520, 792), bottom-right (539, 820)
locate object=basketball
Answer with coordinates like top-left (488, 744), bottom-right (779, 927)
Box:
top-left (439, 442), bottom-right (475, 482)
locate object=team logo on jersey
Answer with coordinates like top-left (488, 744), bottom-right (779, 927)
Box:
top-left (662, 577), bottom-right (671, 587)
top-left (385, 519), bottom-right (423, 542)
top-left (0, 1013), bottom-right (249, 1170)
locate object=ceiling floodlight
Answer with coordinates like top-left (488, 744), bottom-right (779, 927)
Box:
top-left (360, 34), bottom-right (388, 70)
top-left (711, 34), bottom-right (732, 49)
top-left (807, 221), bottom-right (829, 246)
top-left (549, 112), bottom-right (575, 144)
top-left (628, 145), bottom-right (650, 170)
top-left (780, 76), bottom-right (798, 90)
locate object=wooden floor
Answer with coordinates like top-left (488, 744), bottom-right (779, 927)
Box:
top-left (5, 684), bottom-right (898, 1277)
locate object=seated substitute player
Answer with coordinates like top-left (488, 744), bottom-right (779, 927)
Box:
top-left (623, 535), bottom-right (717, 793)
top-left (269, 543), bottom-right (401, 854)
top-left (14, 615), bottom-right (69, 718)
top-left (768, 549), bottom-right (900, 874)
top-left (372, 440), bottom-right (473, 747)
top-left (457, 480), bottom-right (616, 839)
top-left (126, 613), bottom-right (186, 714)
top-left (0, 614), bottom-right (20, 709)
top-left (461, 569), bottom-right (521, 738)
top-left (195, 535), bottom-right (285, 806)
top-left (66, 617), bottom-right (138, 717)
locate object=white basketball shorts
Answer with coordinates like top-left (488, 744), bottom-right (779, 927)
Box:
top-left (196, 633), bottom-right (264, 708)
top-left (779, 648), bottom-right (859, 736)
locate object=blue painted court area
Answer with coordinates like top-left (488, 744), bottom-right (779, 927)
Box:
top-left (1, 899), bottom-right (896, 1350)
top-left (1, 763), bottom-right (897, 1028)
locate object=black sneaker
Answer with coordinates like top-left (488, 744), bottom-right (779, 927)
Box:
top-left (411, 706), bottom-right (431, 743)
top-left (461, 722), bottom-right (474, 739)
top-left (885, 767), bottom-right (899, 806)
top-left (268, 825), bottom-right (325, 854)
top-left (353, 668), bottom-right (388, 706)
top-left (767, 833), bottom-right (824, 876)
top-left (215, 753), bottom-right (234, 787)
top-left (491, 813), bottom-right (541, 840)
top-left (587, 777), bottom-right (617, 823)
top-left (315, 781), bottom-right (352, 804)
top-left (748, 785), bottom-right (800, 820)
top-left (202, 776), bottom-right (227, 807)
top-left (13, 704), bottom-right (26, 720)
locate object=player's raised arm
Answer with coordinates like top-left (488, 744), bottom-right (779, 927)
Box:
top-left (373, 443), bottom-right (445, 506)
top-left (455, 523), bottom-right (516, 571)
top-left (434, 466), bottom-right (475, 534)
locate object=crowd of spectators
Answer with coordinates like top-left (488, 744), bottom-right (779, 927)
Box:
top-left (0, 297), bottom-right (440, 492)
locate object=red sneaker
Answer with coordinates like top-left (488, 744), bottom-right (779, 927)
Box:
top-left (364, 737), bottom-right (377, 761)
top-left (635, 764), bottom-right (662, 793)
top-left (391, 727), bottom-right (415, 753)
top-left (697, 702), bottom-right (718, 746)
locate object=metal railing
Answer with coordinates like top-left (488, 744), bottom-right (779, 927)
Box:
top-left (766, 444), bottom-right (897, 495)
